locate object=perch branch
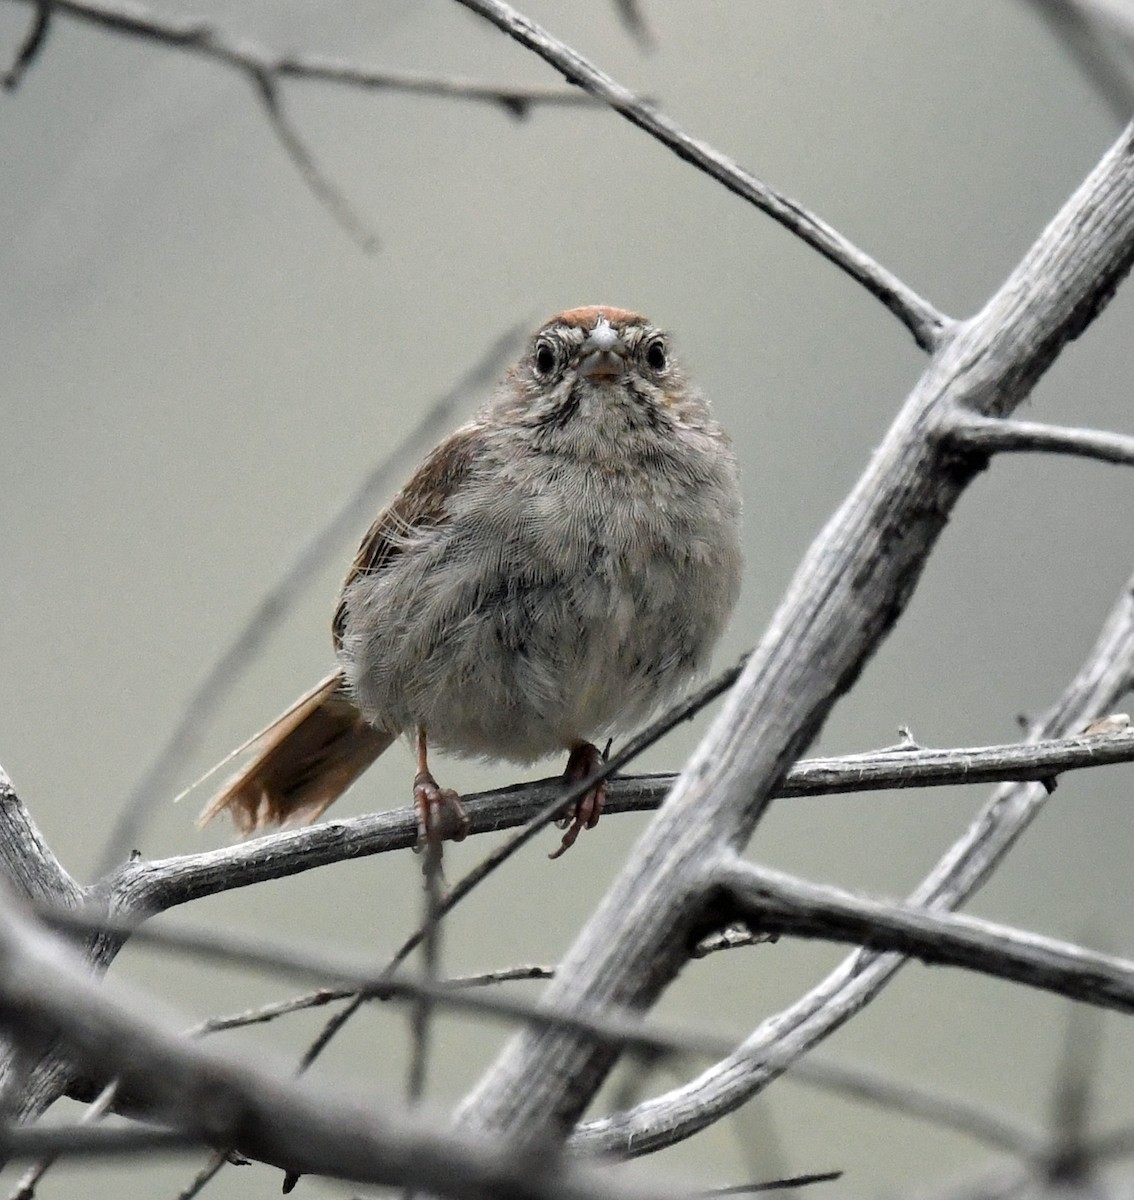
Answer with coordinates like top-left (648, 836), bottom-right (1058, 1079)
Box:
top-left (452, 0), bottom-right (948, 351)
top-left (99, 725), bottom-right (1134, 917)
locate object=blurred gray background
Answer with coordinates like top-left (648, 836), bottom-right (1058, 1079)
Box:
top-left (2, 1), bottom-right (1134, 1196)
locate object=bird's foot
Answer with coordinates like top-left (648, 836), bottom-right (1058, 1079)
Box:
top-left (550, 741), bottom-right (607, 859)
top-left (413, 770), bottom-right (469, 849)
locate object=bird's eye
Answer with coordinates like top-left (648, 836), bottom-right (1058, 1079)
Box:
top-left (534, 339), bottom-right (559, 376)
top-left (645, 337), bottom-right (667, 372)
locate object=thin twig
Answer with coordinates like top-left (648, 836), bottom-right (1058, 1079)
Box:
top-left (37, 903), bottom-right (742, 1064)
top-left (247, 65), bottom-right (378, 251)
top-left (96, 323), bottom-right (525, 877)
top-left (188, 966), bottom-right (553, 1039)
top-left (949, 411), bottom-right (1134, 467)
top-left (787, 1058), bottom-right (1041, 1157)
top-left (2, 0), bottom-right (49, 89)
top-left (452, 0), bottom-right (949, 350)
top-left (175, 1147), bottom-right (234, 1199)
top-left (698, 1177), bottom-right (843, 1197)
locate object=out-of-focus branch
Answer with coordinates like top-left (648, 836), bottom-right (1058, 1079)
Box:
top-left (0, 888), bottom-right (691, 1200)
top-left (1, 0), bottom-right (49, 88)
top-left (4, 0), bottom-right (602, 113)
top-left (786, 1057), bottom-right (1042, 1157)
top-left (451, 0), bottom-right (949, 351)
top-left (188, 965), bottom-right (555, 1039)
top-left (39, 903), bottom-right (740, 1064)
top-left (96, 322), bottom-right (526, 877)
top-left (1028, 0), bottom-right (1134, 124)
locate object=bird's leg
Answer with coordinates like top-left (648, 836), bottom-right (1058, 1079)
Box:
top-left (412, 727), bottom-right (469, 847)
top-left (549, 740), bottom-right (607, 859)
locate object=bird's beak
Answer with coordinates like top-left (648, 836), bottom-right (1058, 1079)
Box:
top-left (578, 323), bottom-right (628, 379)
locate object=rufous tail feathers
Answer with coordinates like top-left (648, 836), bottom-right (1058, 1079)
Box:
top-left (198, 671), bottom-right (395, 835)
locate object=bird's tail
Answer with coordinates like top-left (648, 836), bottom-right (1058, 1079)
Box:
top-left (197, 670), bottom-right (395, 834)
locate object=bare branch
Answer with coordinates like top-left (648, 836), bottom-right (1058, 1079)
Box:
top-left (247, 65), bottom-right (379, 252)
top-left (96, 724), bottom-right (1134, 918)
top-left (716, 857), bottom-right (1134, 1018)
top-left (0, 890), bottom-right (692, 1200)
top-left (1, 0), bottom-right (49, 89)
top-left (574, 573), bottom-right (1134, 1157)
top-left (787, 1057), bottom-right (1041, 1157)
top-left (458, 111), bottom-right (1134, 1142)
top-left (96, 323), bottom-right (525, 876)
top-left (948, 411), bottom-right (1134, 467)
top-left (451, 0), bottom-right (948, 350)
top-left (189, 966), bottom-right (554, 1039)
top-left (0, 764), bottom-right (82, 908)
top-left (6, 0), bottom-right (599, 112)
top-left (1028, 0), bottom-right (1134, 123)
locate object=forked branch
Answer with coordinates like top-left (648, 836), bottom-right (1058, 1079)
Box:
top-left (457, 111), bottom-right (1134, 1144)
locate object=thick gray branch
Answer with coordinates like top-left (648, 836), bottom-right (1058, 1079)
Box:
top-left (0, 766), bottom-right (81, 909)
top-left (458, 115), bottom-right (1134, 1143)
top-left (949, 411), bottom-right (1134, 467)
top-left (716, 858), bottom-right (1134, 1016)
top-left (574, 574), bottom-right (1134, 1157)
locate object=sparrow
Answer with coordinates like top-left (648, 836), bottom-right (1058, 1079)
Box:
top-left (200, 307), bottom-right (742, 857)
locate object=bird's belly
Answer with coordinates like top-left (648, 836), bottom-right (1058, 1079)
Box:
top-left (341, 534), bottom-right (724, 764)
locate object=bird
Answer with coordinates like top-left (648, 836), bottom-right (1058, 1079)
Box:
top-left (199, 306), bottom-right (743, 857)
